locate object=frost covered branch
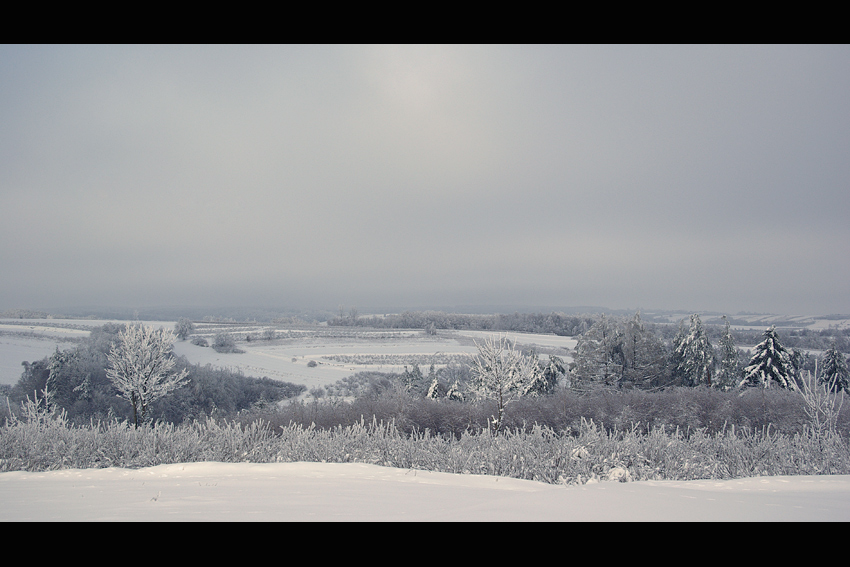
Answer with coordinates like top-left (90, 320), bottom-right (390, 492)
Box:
top-left (106, 325), bottom-right (189, 427)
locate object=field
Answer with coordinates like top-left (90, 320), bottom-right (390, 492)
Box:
top-left (0, 318), bottom-right (577, 392)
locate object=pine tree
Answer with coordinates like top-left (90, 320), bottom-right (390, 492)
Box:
top-left (716, 316), bottom-right (740, 389)
top-left (740, 326), bottom-right (795, 389)
top-left (673, 314), bottom-right (715, 387)
top-left (820, 341), bottom-right (850, 392)
top-left (573, 314), bottom-right (622, 387)
top-left (445, 380), bottom-right (464, 402)
top-left (518, 351), bottom-right (561, 397)
top-left (621, 311), bottom-right (667, 388)
top-left (425, 366), bottom-right (446, 399)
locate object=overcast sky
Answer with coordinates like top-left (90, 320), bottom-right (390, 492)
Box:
top-left (2, 44), bottom-right (849, 316)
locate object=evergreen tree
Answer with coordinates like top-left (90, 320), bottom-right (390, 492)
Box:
top-left (820, 341), bottom-right (850, 392)
top-left (401, 364), bottom-right (426, 395)
top-left (740, 326), bottom-right (795, 389)
top-left (445, 380), bottom-right (464, 402)
top-left (673, 314), bottom-right (715, 387)
top-left (425, 365), bottom-right (446, 399)
top-left (621, 311), bottom-right (668, 388)
top-left (716, 316), bottom-right (740, 389)
top-left (573, 314), bottom-right (622, 387)
top-left (518, 352), bottom-right (562, 397)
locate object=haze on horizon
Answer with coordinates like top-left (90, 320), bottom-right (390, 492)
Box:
top-left (2, 45), bottom-right (849, 318)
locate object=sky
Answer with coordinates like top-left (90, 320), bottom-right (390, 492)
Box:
top-left (2, 44), bottom-right (849, 317)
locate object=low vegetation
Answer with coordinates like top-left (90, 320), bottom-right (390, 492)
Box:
top-left (2, 317), bottom-right (849, 486)
top-left (2, 395), bottom-right (848, 484)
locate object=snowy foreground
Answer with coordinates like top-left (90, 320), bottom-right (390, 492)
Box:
top-left (2, 462), bottom-right (849, 521)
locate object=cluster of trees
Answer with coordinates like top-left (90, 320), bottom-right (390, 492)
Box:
top-left (326, 309), bottom-right (850, 354)
top-left (327, 310), bottom-right (599, 336)
top-left (5, 323), bottom-right (304, 426)
top-left (572, 312), bottom-right (850, 393)
top-left (313, 312), bottom-right (848, 434)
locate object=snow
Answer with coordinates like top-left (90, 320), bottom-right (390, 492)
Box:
top-left (1, 462), bottom-right (848, 521)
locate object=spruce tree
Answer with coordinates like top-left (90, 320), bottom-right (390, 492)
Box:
top-left (673, 314), bottom-right (715, 387)
top-left (716, 316), bottom-right (740, 389)
top-left (573, 314), bottom-right (622, 387)
top-left (740, 326), bottom-right (795, 389)
top-left (821, 341), bottom-right (850, 392)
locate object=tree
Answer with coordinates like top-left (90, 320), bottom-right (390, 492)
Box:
top-left (740, 326), bottom-right (795, 389)
top-left (531, 354), bottom-right (566, 396)
top-left (469, 335), bottom-right (539, 432)
top-left (715, 316), bottom-right (740, 389)
top-left (106, 324), bottom-right (189, 427)
top-left (174, 318), bottom-right (195, 341)
top-left (401, 364), bottom-right (426, 395)
top-left (620, 311), bottom-right (668, 388)
top-left (572, 314), bottom-right (622, 388)
top-left (671, 314), bottom-right (715, 387)
top-left (820, 341), bottom-right (849, 392)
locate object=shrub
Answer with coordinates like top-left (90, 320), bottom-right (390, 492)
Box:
top-left (212, 333), bottom-right (243, 354)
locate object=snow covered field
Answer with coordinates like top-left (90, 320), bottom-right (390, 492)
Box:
top-left (0, 318), bottom-right (576, 390)
top-left (2, 462), bottom-right (848, 521)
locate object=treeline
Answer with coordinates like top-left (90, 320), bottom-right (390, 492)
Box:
top-left (329, 310), bottom-right (599, 336)
top-left (321, 314), bottom-right (847, 400)
top-left (2, 323), bottom-right (305, 426)
top-left (327, 309), bottom-right (850, 353)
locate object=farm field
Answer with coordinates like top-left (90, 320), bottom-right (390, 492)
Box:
top-left (177, 325), bottom-right (577, 392)
top-left (0, 318), bottom-right (577, 390)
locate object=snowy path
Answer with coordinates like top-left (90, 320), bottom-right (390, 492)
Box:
top-left (2, 463), bottom-right (848, 521)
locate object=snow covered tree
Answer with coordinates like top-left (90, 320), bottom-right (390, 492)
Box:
top-left (469, 335), bottom-right (539, 432)
top-left (401, 364), bottom-right (426, 395)
top-left (715, 316), bottom-right (740, 389)
top-left (820, 342), bottom-right (850, 392)
top-left (524, 354), bottom-right (565, 396)
top-left (740, 326), bottom-right (795, 389)
top-left (572, 314), bottom-right (623, 388)
top-left (620, 311), bottom-right (668, 388)
top-left (174, 318), bottom-right (195, 341)
top-left (425, 365), bottom-right (446, 399)
top-left (672, 314), bottom-right (715, 387)
top-left (445, 380), bottom-right (464, 402)
top-left (106, 324), bottom-right (190, 427)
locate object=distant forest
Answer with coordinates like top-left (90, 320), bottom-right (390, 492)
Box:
top-left (328, 310), bottom-right (850, 353)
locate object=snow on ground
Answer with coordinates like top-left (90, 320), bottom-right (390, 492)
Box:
top-left (0, 335), bottom-right (70, 386)
top-left (0, 317), bottom-right (578, 392)
top-left (1, 462), bottom-right (848, 521)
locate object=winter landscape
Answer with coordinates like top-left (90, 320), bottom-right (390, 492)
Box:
top-left (3, 45), bottom-right (850, 521)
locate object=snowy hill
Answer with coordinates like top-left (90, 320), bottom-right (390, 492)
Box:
top-left (2, 462), bottom-right (849, 521)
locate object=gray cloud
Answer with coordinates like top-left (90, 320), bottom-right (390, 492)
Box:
top-left (2, 44), bottom-right (849, 315)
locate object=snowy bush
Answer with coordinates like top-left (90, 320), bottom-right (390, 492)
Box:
top-left (212, 333), bottom-right (243, 354)
top-left (3, 411), bottom-right (849, 483)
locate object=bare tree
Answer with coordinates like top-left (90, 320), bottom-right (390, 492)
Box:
top-left (470, 335), bottom-right (539, 432)
top-left (797, 359), bottom-right (844, 439)
top-left (106, 325), bottom-right (189, 427)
